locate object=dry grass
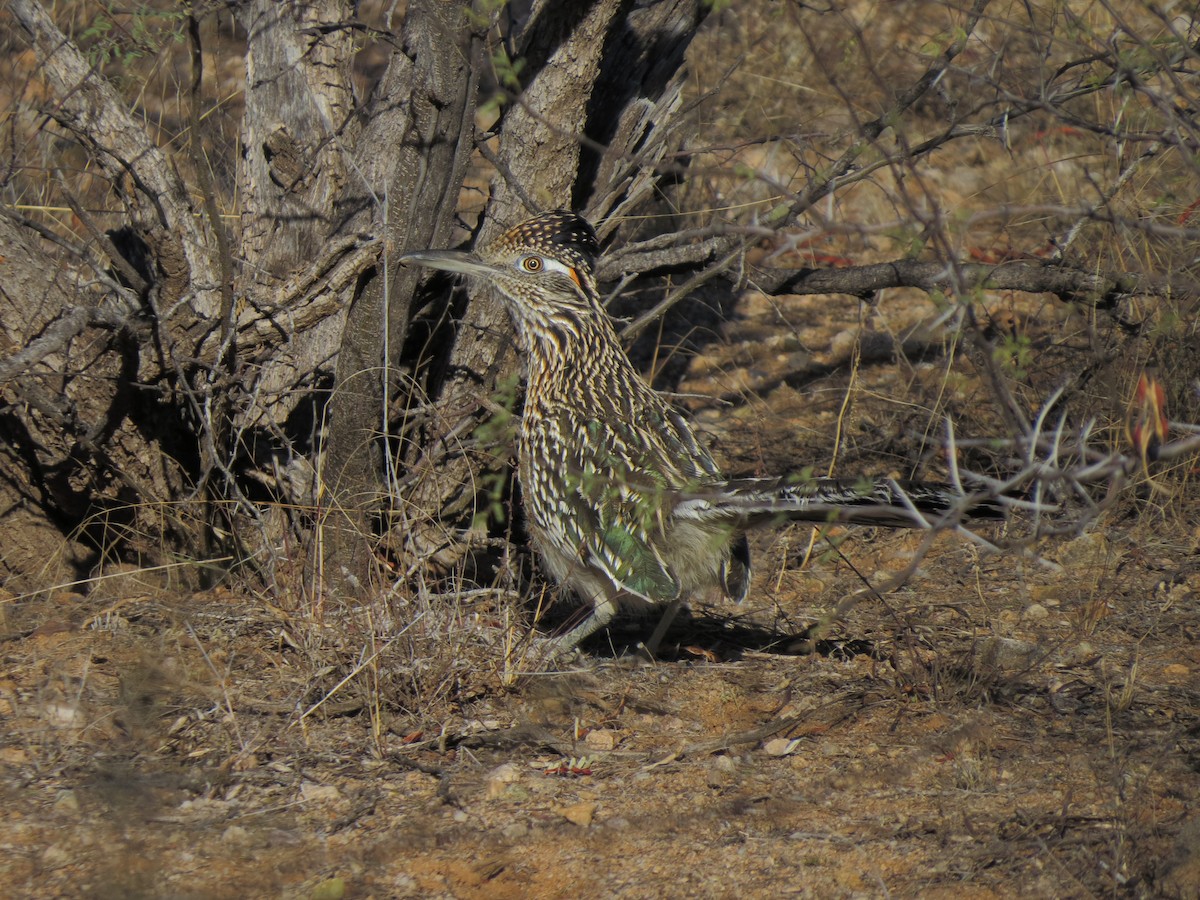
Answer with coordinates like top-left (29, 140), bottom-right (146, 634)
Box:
top-left (1, 0), bottom-right (1199, 895)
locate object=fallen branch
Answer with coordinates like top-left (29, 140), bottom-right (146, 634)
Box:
top-left (763, 258), bottom-right (1194, 308)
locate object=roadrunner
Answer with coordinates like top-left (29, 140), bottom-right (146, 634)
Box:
top-left (401, 211), bottom-right (999, 657)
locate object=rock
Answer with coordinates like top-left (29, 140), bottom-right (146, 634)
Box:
top-left (53, 790), bottom-right (80, 814)
top-left (584, 729), bottom-right (618, 751)
top-left (977, 636), bottom-right (1037, 672)
top-left (41, 845), bottom-right (71, 869)
top-left (501, 822), bottom-right (529, 840)
top-left (557, 801), bottom-right (597, 827)
top-left (1055, 532), bottom-right (1111, 570)
top-left (1163, 664), bottom-right (1191, 682)
top-left (764, 738), bottom-right (801, 757)
top-left (486, 763), bottom-right (522, 800)
top-left (300, 781), bottom-right (341, 802)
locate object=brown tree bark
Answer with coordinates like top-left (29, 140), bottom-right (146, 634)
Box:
top-left (2, 0), bottom-right (714, 597)
top-left (316, 5), bottom-right (483, 596)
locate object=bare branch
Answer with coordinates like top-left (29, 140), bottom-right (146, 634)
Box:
top-left (11, 0), bottom-right (224, 319)
top-left (614, 0), bottom-right (996, 336)
top-left (761, 258), bottom-right (1197, 308)
top-left (0, 306), bottom-right (89, 385)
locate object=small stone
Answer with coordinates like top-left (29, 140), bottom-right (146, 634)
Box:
top-left (501, 822), bottom-right (529, 840)
top-left (53, 790), bottom-right (80, 814)
top-left (486, 763), bottom-right (522, 800)
top-left (1061, 642), bottom-right (1099, 667)
top-left (41, 845), bottom-right (71, 869)
top-left (1023, 603), bottom-right (1050, 621)
top-left (557, 801), bottom-right (598, 827)
top-left (300, 781), bottom-right (341, 802)
top-left (1056, 532), bottom-right (1111, 570)
top-left (584, 729), bottom-right (618, 751)
top-left (1163, 664), bottom-right (1191, 682)
top-left (764, 738), bottom-right (800, 757)
top-left (311, 877), bottom-right (346, 900)
top-left (977, 636), bottom-right (1037, 672)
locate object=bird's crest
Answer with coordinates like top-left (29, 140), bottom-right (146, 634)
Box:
top-left (493, 210), bottom-right (600, 279)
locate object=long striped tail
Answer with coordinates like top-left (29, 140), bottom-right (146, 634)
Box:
top-left (672, 476), bottom-right (1004, 530)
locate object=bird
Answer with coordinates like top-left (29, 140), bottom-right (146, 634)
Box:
top-left (400, 211), bottom-right (1001, 658)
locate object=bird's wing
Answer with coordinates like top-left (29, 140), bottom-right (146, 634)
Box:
top-left (528, 405), bottom-right (710, 603)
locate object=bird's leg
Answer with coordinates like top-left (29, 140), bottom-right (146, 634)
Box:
top-left (545, 594), bottom-right (621, 660)
top-left (641, 598), bottom-right (683, 658)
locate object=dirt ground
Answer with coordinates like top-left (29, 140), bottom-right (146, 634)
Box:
top-left (4, 2), bottom-right (1200, 897)
top-left (3, 284), bottom-right (1199, 899)
top-left (2, 505), bottom-right (1198, 899)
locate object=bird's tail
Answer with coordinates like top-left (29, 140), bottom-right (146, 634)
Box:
top-left (672, 476), bottom-right (1004, 530)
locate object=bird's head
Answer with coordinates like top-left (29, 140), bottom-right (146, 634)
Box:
top-left (400, 211), bottom-right (603, 326)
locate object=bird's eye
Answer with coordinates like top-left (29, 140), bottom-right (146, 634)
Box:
top-left (521, 256), bottom-right (543, 272)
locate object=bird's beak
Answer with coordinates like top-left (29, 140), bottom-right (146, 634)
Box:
top-left (398, 249), bottom-right (497, 279)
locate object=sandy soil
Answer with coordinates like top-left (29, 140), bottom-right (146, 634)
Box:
top-left (3, 288), bottom-right (1198, 898)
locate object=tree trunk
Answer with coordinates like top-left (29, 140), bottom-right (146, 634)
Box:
top-left (0, 0), bottom-right (706, 599)
top-left (313, 5), bottom-right (484, 598)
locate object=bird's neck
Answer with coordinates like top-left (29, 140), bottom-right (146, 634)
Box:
top-left (513, 311), bottom-right (634, 403)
